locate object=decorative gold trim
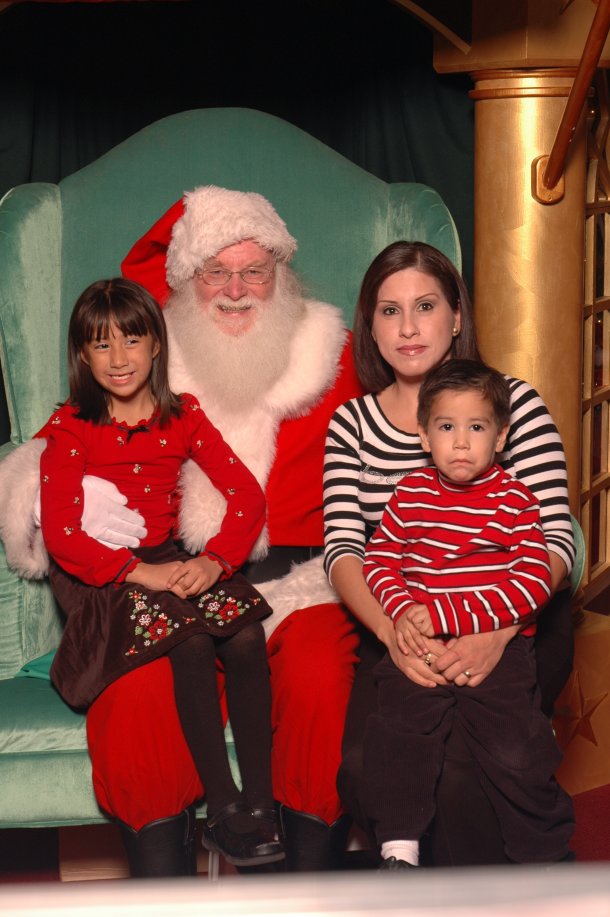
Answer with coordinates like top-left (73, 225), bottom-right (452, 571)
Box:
top-left (470, 88), bottom-right (572, 100)
top-left (471, 69), bottom-right (578, 81)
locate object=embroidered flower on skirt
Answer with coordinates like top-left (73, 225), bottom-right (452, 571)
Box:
top-left (197, 588), bottom-right (259, 627)
top-left (125, 590), bottom-right (183, 656)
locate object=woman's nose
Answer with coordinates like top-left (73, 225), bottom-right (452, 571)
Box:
top-left (399, 312), bottom-right (418, 337)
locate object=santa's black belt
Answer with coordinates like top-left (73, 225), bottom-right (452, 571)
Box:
top-left (240, 545), bottom-right (323, 584)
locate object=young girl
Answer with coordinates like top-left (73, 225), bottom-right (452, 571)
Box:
top-left (40, 278), bottom-right (284, 870)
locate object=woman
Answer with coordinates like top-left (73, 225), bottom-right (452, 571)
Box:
top-left (323, 241), bottom-right (575, 865)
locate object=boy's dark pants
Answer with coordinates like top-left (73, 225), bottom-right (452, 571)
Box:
top-left (363, 636), bottom-right (574, 863)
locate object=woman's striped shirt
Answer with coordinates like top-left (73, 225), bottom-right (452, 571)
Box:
top-left (323, 378), bottom-right (575, 580)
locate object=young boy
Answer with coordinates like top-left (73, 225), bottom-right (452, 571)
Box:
top-left (362, 359), bottom-right (574, 869)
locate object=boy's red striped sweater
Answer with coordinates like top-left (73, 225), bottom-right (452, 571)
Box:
top-left (363, 464), bottom-right (552, 637)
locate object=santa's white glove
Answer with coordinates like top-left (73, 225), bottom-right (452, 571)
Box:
top-left (33, 475), bottom-right (147, 549)
top-left (81, 476), bottom-right (147, 548)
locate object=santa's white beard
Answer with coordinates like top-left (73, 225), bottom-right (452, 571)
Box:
top-left (164, 267), bottom-right (306, 411)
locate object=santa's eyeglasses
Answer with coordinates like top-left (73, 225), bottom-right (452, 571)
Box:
top-left (195, 267), bottom-right (275, 286)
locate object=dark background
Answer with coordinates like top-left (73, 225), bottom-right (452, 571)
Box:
top-left (0, 0), bottom-right (474, 443)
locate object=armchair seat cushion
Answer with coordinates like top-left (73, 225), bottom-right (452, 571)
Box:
top-left (0, 676), bottom-right (97, 827)
top-left (0, 673), bottom-right (85, 755)
top-left (0, 659), bottom-right (236, 828)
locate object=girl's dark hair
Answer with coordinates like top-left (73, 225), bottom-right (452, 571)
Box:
top-left (67, 278), bottom-right (182, 425)
top-left (417, 359), bottom-right (511, 430)
top-left (353, 241), bottom-right (481, 392)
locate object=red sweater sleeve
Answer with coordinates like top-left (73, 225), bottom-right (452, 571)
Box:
top-left (363, 490), bottom-right (423, 622)
top-left (183, 395), bottom-right (266, 572)
top-left (40, 409), bottom-right (137, 586)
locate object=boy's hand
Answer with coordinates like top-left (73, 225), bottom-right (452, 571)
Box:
top-left (125, 561), bottom-right (187, 597)
top-left (405, 603), bottom-right (435, 637)
top-left (166, 555), bottom-right (223, 597)
top-left (395, 607), bottom-right (431, 656)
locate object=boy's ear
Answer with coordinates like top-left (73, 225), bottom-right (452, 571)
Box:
top-left (496, 424), bottom-right (509, 453)
top-left (418, 424), bottom-right (432, 453)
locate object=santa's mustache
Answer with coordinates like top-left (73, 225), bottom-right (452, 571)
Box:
top-left (208, 296), bottom-right (257, 315)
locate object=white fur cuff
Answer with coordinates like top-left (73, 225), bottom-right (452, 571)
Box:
top-left (258, 555), bottom-right (339, 640)
top-left (0, 439), bottom-right (49, 579)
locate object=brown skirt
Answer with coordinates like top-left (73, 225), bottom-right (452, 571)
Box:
top-left (49, 539), bottom-right (272, 710)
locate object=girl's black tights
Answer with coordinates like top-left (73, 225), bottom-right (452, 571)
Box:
top-left (169, 624), bottom-right (273, 819)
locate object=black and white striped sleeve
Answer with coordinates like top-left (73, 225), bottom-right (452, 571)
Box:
top-left (502, 378), bottom-right (575, 573)
top-left (323, 402), bottom-right (368, 579)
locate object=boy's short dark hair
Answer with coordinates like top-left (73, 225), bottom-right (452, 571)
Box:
top-left (417, 359), bottom-right (511, 431)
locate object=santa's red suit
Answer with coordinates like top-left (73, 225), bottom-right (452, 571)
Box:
top-left (80, 192), bottom-right (365, 835)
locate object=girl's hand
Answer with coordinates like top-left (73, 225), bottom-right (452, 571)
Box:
top-left (166, 555), bottom-right (223, 597)
top-left (434, 625), bottom-right (519, 687)
top-left (383, 625), bottom-right (447, 689)
top-left (125, 560), bottom-right (187, 597)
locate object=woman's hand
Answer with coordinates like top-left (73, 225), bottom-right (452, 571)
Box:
top-left (384, 621), bottom-right (448, 688)
top-left (330, 556), bottom-right (447, 688)
top-left (166, 555), bottom-right (223, 597)
top-left (434, 625), bottom-right (519, 687)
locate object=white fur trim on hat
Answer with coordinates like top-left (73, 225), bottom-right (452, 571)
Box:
top-left (166, 186), bottom-right (298, 289)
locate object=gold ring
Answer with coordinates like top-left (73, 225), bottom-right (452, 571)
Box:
top-left (424, 653), bottom-right (433, 667)
top-left (464, 670), bottom-right (472, 679)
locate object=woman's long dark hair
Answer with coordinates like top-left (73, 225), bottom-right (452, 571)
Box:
top-left (67, 278), bottom-right (182, 425)
top-left (353, 241), bottom-right (481, 392)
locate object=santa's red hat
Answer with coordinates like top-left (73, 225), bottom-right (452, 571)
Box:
top-left (122, 186), bottom-right (297, 306)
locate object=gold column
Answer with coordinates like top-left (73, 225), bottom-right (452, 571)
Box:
top-left (471, 69), bottom-right (585, 512)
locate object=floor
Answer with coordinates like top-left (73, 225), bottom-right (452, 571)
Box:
top-left (0, 824), bottom-right (380, 884)
top-left (0, 828), bottom-right (59, 883)
top-left (0, 823), bottom-right (226, 884)
top-left (1, 808), bottom-right (608, 884)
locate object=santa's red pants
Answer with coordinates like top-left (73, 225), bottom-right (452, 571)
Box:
top-left (87, 602), bottom-right (358, 830)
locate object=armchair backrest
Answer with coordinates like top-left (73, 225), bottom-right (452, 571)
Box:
top-left (0, 107), bottom-right (459, 445)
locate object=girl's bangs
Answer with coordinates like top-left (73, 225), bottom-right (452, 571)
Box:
top-left (83, 299), bottom-right (152, 343)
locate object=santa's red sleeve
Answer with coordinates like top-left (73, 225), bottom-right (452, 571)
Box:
top-left (266, 339), bottom-right (363, 548)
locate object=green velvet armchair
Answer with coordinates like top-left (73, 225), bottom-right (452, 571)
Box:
top-left (0, 108), bottom-right (460, 833)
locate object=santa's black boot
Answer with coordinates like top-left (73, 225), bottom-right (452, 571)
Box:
top-left (118, 805), bottom-right (197, 878)
top-left (280, 805), bottom-right (351, 871)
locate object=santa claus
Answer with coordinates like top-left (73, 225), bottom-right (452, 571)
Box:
top-left (0, 185), bottom-right (362, 875)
